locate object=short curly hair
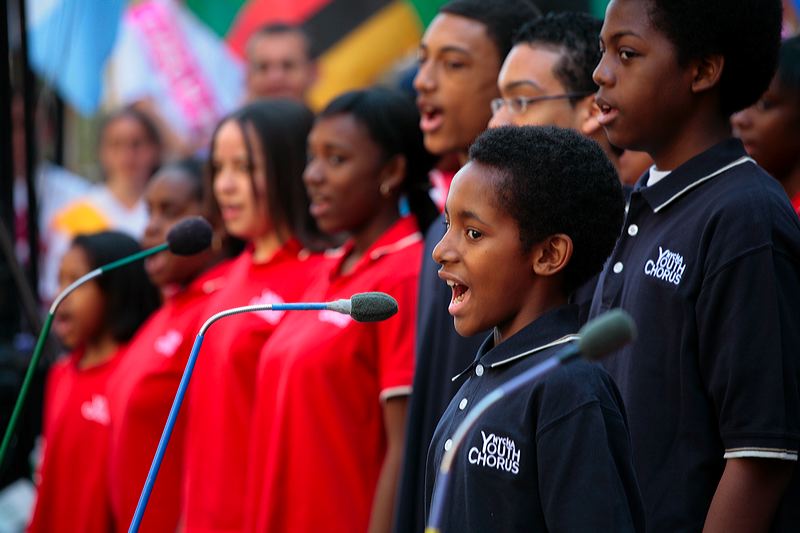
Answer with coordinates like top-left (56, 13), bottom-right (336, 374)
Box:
top-left (468, 126), bottom-right (624, 293)
top-left (513, 12), bottom-right (602, 97)
top-left (646, 0), bottom-right (782, 116)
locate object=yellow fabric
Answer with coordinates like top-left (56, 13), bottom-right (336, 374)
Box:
top-left (308, 1), bottom-right (422, 110)
top-left (52, 201), bottom-right (112, 237)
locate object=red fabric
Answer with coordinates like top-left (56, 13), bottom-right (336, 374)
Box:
top-left (181, 241), bottom-right (326, 533)
top-left (28, 348), bottom-right (125, 533)
top-left (243, 217), bottom-right (421, 533)
top-left (106, 263), bottom-right (229, 533)
top-left (226, 0), bottom-right (329, 57)
top-left (429, 169), bottom-right (457, 213)
top-left (791, 191), bottom-right (800, 216)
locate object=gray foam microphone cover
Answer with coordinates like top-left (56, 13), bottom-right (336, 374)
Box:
top-left (350, 292), bottom-right (398, 322)
top-left (166, 217), bottom-right (213, 256)
top-left (578, 309), bottom-right (637, 361)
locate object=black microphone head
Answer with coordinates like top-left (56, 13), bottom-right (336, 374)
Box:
top-left (577, 309), bottom-right (637, 361)
top-left (350, 292), bottom-right (398, 322)
top-left (166, 217), bottom-right (213, 256)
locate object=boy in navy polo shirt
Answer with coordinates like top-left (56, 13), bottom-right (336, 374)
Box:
top-left (425, 126), bottom-right (644, 532)
top-left (590, 1), bottom-right (800, 531)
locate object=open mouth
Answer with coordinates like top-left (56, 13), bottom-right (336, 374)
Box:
top-left (419, 104), bottom-right (445, 133)
top-left (446, 279), bottom-right (471, 312)
top-left (595, 98), bottom-right (619, 126)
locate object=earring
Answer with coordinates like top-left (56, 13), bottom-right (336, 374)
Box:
top-left (380, 183), bottom-right (391, 197)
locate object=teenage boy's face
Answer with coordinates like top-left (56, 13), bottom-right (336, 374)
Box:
top-left (593, 0), bottom-right (695, 155)
top-left (433, 163), bottom-right (538, 341)
top-left (489, 44), bottom-right (583, 129)
top-left (414, 14), bottom-right (502, 157)
top-left (731, 76), bottom-right (800, 181)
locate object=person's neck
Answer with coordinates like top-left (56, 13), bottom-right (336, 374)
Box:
top-left (106, 178), bottom-right (145, 210)
top-left (80, 334), bottom-right (119, 369)
top-left (341, 207), bottom-right (400, 275)
top-left (252, 231), bottom-right (284, 264)
top-left (590, 129), bottom-right (622, 171)
top-left (493, 283), bottom-right (568, 346)
top-left (649, 112), bottom-right (730, 171)
top-left (456, 149), bottom-right (470, 168)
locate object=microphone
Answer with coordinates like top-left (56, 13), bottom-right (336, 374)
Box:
top-left (425, 309), bottom-right (636, 533)
top-left (0, 217), bottom-right (213, 469)
top-left (128, 292), bottom-right (398, 532)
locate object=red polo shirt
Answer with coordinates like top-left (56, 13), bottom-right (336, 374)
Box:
top-left (28, 348), bottom-right (124, 533)
top-left (106, 263), bottom-right (229, 532)
top-left (243, 217), bottom-right (421, 533)
top-left (181, 241), bottom-right (325, 533)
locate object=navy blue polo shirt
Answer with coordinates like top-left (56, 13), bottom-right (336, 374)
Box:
top-left (589, 138), bottom-right (800, 532)
top-left (425, 304), bottom-right (645, 533)
top-left (394, 214), bottom-right (487, 533)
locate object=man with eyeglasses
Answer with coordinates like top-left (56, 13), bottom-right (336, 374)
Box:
top-left (488, 12), bottom-right (628, 173)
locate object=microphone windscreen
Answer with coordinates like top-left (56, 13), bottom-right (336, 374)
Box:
top-left (166, 217), bottom-right (213, 256)
top-left (350, 292), bottom-right (398, 322)
top-left (578, 309), bottom-right (637, 361)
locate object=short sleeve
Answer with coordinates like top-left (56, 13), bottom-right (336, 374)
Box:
top-left (375, 275), bottom-right (417, 401)
top-left (697, 245), bottom-right (800, 461)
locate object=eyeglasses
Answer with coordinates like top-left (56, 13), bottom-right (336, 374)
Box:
top-left (490, 93), bottom-right (593, 115)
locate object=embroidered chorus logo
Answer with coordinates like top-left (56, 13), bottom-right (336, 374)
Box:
top-left (468, 430), bottom-right (520, 475)
top-left (644, 246), bottom-right (686, 285)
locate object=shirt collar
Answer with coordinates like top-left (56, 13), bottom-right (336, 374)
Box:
top-left (637, 138), bottom-right (754, 213)
top-left (451, 304), bottom-right (581, 381)
top-left (329, 216), bottom-right (421, 280)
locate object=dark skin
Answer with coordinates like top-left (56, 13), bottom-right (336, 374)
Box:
top-left (414, 13), bottom-right (502, 165)
top-left (142, 170), bottom-right (216, 290)
top-left (303, 113), bottom-right (409, 533)
top-left (594, 0), bottom-right (729, 171)
top-left (433, 163), bottom-right (572, 345)
top-left (596, 1), bottom-right (795, 529)
top-left (732, 75), bottom-right (800, 199)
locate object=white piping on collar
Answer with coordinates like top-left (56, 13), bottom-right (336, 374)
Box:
top-left (652, 156), bottom-right (754, 213)
top-left (450, 333), bottom-right (580, 382)
top-left (489, 333), bottom-right (580, 368)
top-left (369, 232), bottom-right (422, 260)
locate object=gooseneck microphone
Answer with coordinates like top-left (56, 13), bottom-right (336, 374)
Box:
top-left (128, 292), bottom-right (398, 532)
top-left (0, 217), bottom-right (213, 469)
top-left (425, 309), bottom-right (637, 533)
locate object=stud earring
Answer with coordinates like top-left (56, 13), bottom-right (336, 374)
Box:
top-left (380, 183), bottom-right (391, 197)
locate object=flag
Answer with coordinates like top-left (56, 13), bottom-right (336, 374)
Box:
top-left (27, 0), bottom-right (126, 115)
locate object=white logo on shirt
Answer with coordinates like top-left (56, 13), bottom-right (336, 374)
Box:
top-left (249, 289), bottom-right (285, 325)
top-left (154, 329), bottom-right (183, 357)
top-left (318, 309), bottom-right (352, 328)
top-left (644, 246), bottom-right (686, 285)
top-left (81, 395), bottom-right (110, 426)
top-left (468, 430), bottom-right (520, 475)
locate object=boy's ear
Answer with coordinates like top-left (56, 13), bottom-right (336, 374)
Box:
top-left (531, 234), bottom-right (573, 278)
top-left (690, 54), bottom-right (725, 94)
top-left (578, 97), bottom-right (603, 137)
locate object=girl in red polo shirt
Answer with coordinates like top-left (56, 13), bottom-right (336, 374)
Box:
top-left (244, 88), bottom-right (437, 533)
top-left (106, 160), bottom-right (227, 532)
top-left (180, 100), bottom-right (329, 533)
top-left (28, 231), bottom-right (160, 533)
